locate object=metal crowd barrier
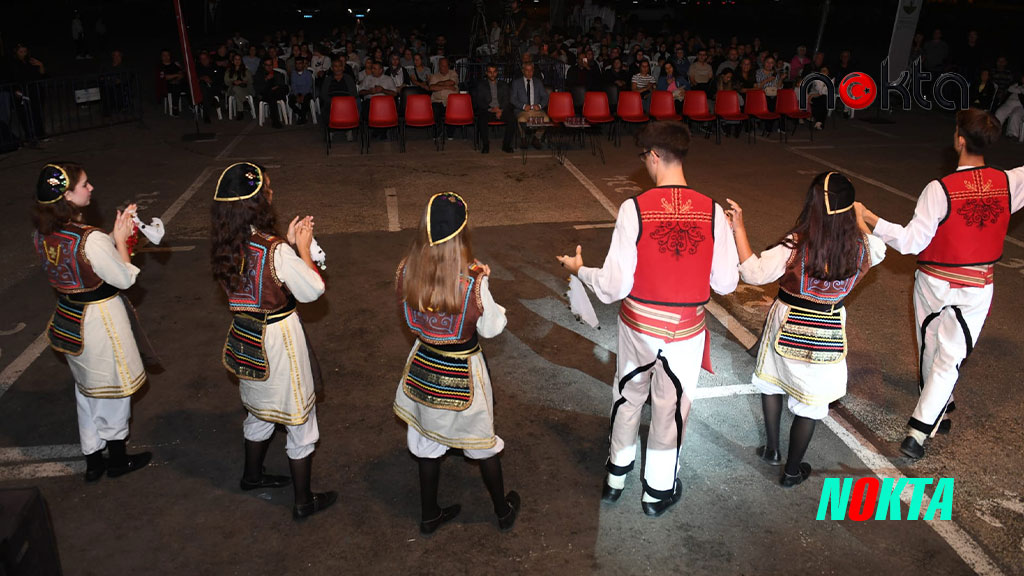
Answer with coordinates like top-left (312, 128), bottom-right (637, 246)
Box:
top-left (0, 71), bottom-right (142, 148)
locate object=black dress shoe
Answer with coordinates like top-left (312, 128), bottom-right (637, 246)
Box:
top-left (756, 445), bottom-right (782, 466)
top-left (84, 451), bottom-right (106, 482)
top-left (419, 504), bottom-right (461, 535)
top-left (106, 452), bottom-right (152, 478)
top-left (601, 481), bottom-right (623, 503)
top-left (641, 480), bottom-right (682, 517)
top-left (498, 491), bottom-right (521, 531)
top-left (501, 145), bottom-right (514, 153)
top-left (293, 491), bottom-right (338, 520)
top-left (780, 463), bottom-right (812, 488)
top-left (240, 474), bottom-right (291, 491)
top-left (481, 145), bottom-right (490, 154)
top-left (900, 436), bottom-right (925, 459)
top-left (937, 419), bottom-right (951, 434)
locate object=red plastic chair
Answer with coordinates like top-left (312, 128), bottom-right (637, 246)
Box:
top-left (776, 88), bottom-right (814, 142)
top-left (650, 90), bottom-right (681, 121)
top-left (583, 91), bottom-right (616, 148)
top-left (440, 93), bottom-right (474, 151)
top-left (547, 92), bottom-right (575, 124)
top-left (682, 90), bottom-right (719, 144)
top-left (744, 89), bottom-right (782, 142)
top-left (715, 90), bottom-right (751, 143)
top-left (365, 96), bottom-right (399, 153)
top-left (614, 91), bottom-right (649, 146)
top-left (402, 94), bottom-right (436, 152)
top-left (326, 96), bottom-right (360, 155)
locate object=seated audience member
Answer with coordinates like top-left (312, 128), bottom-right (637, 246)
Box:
top-left (672, 46), bottom-right (691, 79)
top-left (995, 72), bottom-right (1024, 139)
top-left (790, 45), bottom-right (810, 80)
top-left (969, 69), bottom-right (996, 112)
top-left (358, 60), bottom-right (398, 122)
top-left (224, 52), bottom-right (254, 119)
top-left (254, 56), bottom-right (288, 128)
top-left (310, 44), bottom-right (332, 92)
top-left (289, 57), bottom-right (314, 124)
top-left (357, 57), bottom-right (373, 83)
top-left (408, 53), bottom-right (433, 94)
top-left (806, 64), bottom-right (832, 130)
top-left (717, 69), bottom-right (744, 137)
top-left (99, 48), bottom-right (131, 115)
top-left (809, 51), bottom-right (826, 74)
top-left (631, 60), bottom-right (656, 112)
top-left (657, 61), bottom-right (687, 108)
top-left (717, 47), bottom-right (740, 75)
top-left (756, 56), bottom-right (783, 106)
top-left (510, 61), bottom-right (550, 149)
top-left (400, 48), bottom-right (414, 69)
top-left (688, 49), bottom-right (714, 93)
top-left (158, 49), bottom-right (187, 114)
top-left (243, 45), bottom-right (261, 75)
top-left (213, 45), bottom-right (230, 73)
top-left (428, 57), bottom-right (460, 134)
top-left (834, 49), bottom-right (854, 80)
top-left (472, 63), bottom-right (515, 154)
top-left (386, 52), bottom-right (409, 88)
top-left (735, 57), bottom-right (757, 105)
top-left (265, 45), bottom-right (283, 71)
top-left (320, 58), bottom-right (359, 140)
top-left (991, 56), bottom-right (1014, 107)
top-left (195, 50), bottom-right (224, 123)
top-left (567, 51), bottom-right (604, 111)
top-left (628, 48), bottom-right (650, 76)
top-left (604, 57), bottom-right (632, 110)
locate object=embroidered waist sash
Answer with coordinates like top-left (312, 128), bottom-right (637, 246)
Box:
top-left (47, 283), bottom-right (119, 356)
top-left (401, 341), bottom-right (481, 412)
top-left (773, 301), bottom-right (846, 365)
top-left (918, 264), bottom-right (994, 289)
top-left (777, 289), bottom-right (845, 313)
top-left (223, 296), bottom-right (297, 381)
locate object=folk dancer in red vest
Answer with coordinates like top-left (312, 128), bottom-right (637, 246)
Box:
top-left (32, 163), bottom-right (153, 481)
top-left (557, 122), bottom-right (739, 516)
top-left (393, 193), bottom-right (520, 534)
top-left (858, 109), bottom-right (1024, 459)
top-left (211, 162), bottom-right (337, 519)
top-left (726, 173), bottom-right (886, 486)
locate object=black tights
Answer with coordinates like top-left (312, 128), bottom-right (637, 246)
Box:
top-left (416, 455), bottom-right (510, 520)
top-left (761, 393), bottom-right (818, 476)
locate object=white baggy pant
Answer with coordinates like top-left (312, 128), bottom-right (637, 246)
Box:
top-left (243, 406), bottom-right (319, 460)
top-left (608, 319), bottom-right (703, 499)
top-left (76, 387), bottom-right (131, 455)
top-left (909, 272), bottom-right (992, 436)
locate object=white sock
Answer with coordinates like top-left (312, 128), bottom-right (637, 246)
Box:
top-left (642, 491), bottom-right (659, 503)
top-left (907, 428), bottom-right (927, 443)
top-left (606, 472), bottom-right (625, 490)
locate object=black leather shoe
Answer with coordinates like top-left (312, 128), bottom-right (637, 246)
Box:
top-left (106, 452), bottom-right (152, 478)
top-left (481, 146), bottom-right (490, 154)
top-left (419, 504), bottom-right (461, 535)
top-left (641, 480), bottom-right (682, 517)
top-left (293, 491), bottom-right (338, 520)
top-left (780, 463), bottom-right (812, 488)
top-left (240, 474), bottom-right (291, 491)
top-left (900, 436), bottom-right (925, 459)
top-left (84, 451), bottom-right (106, 482)
top-left (756, 445), bottom-right (782, 466)
top-left (937, 419), bottom-right (951, 434)
top-left (498, 491), bottom-right (521, 531)
top-left (601, 481), bottom-right (623, 503)
top-left (502, 145), bottom-right (514, 153)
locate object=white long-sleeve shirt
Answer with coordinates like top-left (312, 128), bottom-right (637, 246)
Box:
top-left (578, 198), bottom-right (740, 304)
top-left (873, 165), bottom-right (1024, 255)
top-left (274, 243), bottom-right (325, 303)
top-left (84, 232), bottom-right (139, 290)
top-left (475, 276), bottom-right (507, 338)
top-left (738, 234), bottom-right (887, 286)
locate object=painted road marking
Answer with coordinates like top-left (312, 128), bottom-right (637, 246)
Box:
top-left (824, 413), bottom-right (1006, 576)
top-left (562, 158), bottom-right (621, 216)
top-left (385, 187), bottom-right (400, 232)
top-left (787, 147), bottom-right (1024, 249)
top-left (850, 122), bottom-right (898, 139)
top-left (0, 444), bottom-right (81, 463)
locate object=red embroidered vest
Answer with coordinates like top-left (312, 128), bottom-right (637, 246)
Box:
top-left (228, 232), bottom-right (291, 313)
top-left (778, 235), bottom-right (872, 308)
top-left (397, 260), bottom-right (484, 346)
top-left (630, 186), bottom-right (715, 306)
top-left (917, 167), bottom-right (1010, 267)
top-left (33, 223), bottom-right (105, 295)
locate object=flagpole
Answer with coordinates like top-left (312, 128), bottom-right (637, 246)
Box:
top-left (174, 0), bottom-right (215, 141)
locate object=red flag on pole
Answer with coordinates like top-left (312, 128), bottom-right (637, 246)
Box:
top-left (173, 0), bottom-right (203, 107)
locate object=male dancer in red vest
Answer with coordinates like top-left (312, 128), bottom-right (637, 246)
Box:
top-left (858, 108), bottom-right (1024, 459)
top-left (557, 122), bottom-right (739, 515)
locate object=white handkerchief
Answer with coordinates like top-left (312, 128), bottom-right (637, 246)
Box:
top-left (310, 238), bottom-right (327, 270)
top-left (568, 275), bottom-right (599, 328)
top-left (132, 215), bottom-right (165, 245)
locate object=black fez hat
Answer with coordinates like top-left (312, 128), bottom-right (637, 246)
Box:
top-left (822, 171), bottom-right (854, 215)
top-left (214, 162), bottom-right (264, 202)
top-left (427, 192), bottom-right (468, 246)
top-left (36, 163), bottom-right (70, 204)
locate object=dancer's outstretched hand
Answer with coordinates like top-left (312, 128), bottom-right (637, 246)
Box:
top-left (556, 245), bottom-right (584, 275)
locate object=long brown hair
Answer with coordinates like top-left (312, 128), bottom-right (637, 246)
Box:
top-left (31, 161), bottom-right (85, 235)
top-left (209, 187), bottom-right (278, 293)
top-left (402, 209), bottom-right (474, 314)
top-left (773, 172), bottom-right (862, 281)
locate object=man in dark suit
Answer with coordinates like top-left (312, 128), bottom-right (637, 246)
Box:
top-left (472, 64), bottom-right (514, 154)
top-left (254, 57), bottom-right (289, 128)
top-left (510, 62), bottom-right (550, 149)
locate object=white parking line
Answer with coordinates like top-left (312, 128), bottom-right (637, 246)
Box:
top-left (0, 444), bottom-right (80, 463)
top-left (0, 331), bottom-right (49, 402)
top-left (216, 121), bottom-right (258, 159)
top-left (562, 158), bottom-right (621, 217)
top-left (0, 461), bottom-right (83, 481)
top-left (385, 187), bottom-right (400, 232)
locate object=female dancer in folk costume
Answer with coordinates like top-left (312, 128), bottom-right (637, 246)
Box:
top-left (726, 172), bottom-right (886, 487)
top-left (393, 192), bottom-right (520, 535)
top-left (32, 162), bottom-right (152, 481)
top-left (210, 162), bottom-right (336, 520)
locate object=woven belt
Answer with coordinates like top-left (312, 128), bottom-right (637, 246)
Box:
top-left (235, 296), bottom-right (297, 325)
top-left (777, 290), bottom-right (844, 314)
